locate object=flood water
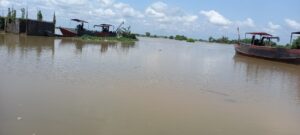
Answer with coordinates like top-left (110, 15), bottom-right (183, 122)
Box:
top-left (0, 34), bottom-right (300, 135)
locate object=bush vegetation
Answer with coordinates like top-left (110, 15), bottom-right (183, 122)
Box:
top-left (175, 35), bottom-right (187, 41)
top-left (186, 38), bottom-right (195, 43)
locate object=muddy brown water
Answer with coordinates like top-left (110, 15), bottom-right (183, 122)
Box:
top-left (0, 34), bottom-right (300, 135)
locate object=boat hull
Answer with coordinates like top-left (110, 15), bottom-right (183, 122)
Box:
top-left (235, 43), bottom-right (300, 63)
top-left (59, 27), bottom-right (78, 37)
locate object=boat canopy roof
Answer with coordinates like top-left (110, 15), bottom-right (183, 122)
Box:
top-left (94, 24), bottom-right (113, 27)
top-left (290, 32), bottom-right (300, 44)
top-left (71, 19), bottom-right (88, 23)
top-left (292, 32), bottom-right (300, 35)
top-left (246, 32), bottom-right (272, 36)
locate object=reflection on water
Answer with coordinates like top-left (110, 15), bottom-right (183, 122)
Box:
top-left (233, 54), bottom-right (300, 102)
top-left (58, 38), bottom-right (136, 54)
top-left (0, 34), bottom-right (55, 58)
top-left (0, 35), bottom-right (300, 135)
top-left (0, 34), bottom-right (136, 57)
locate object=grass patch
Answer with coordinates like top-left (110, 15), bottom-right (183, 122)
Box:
top-left (79, 35), bottom-right (138, 43)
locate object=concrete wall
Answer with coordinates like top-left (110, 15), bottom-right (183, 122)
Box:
top-left (6, 21), bottom-right (20, 33)
top-left (26, 20), bottom-right (55, 36)
top-left (5, 19), bottom-right (26, 34)
top-left (5, 19), bottom-right (55, 36)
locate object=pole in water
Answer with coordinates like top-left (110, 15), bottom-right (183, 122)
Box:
top-left (237, 27), bottom-right (241, 42)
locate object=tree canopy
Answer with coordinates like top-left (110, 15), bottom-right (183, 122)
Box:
top-left (37, 10), bottom-right (43, 21)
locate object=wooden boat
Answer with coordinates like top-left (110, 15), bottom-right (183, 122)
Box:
top-left (94, 24), bottom-right (117, 37)
top-left (58, 19), bottom-right (95, 37)
top-left (59, 19), bottom-right (121, 37)
top-left (235, 32), bottom-right (300, 63)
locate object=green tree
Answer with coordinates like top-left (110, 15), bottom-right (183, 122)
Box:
top-left (11, 9), bottom-right (16, 22)
top-left (21, 8), bottom-right (25, 19)
top-left (37, 10), bottom-right (43, 21)
top-left (219, 36), bottom-right (229, 43)
top-left (7, 8), bottom-right (11, 23)
top-left (145, 32), bottom-right (150, 37)
top-left (175, 35), bottom-right (187, 41)
top-left (169, 35), bottom-right (174, 39)
top-left (53, 12), bottom-right (56, 25)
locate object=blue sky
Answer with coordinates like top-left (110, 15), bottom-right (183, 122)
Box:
top-left (0, 0), bottom-right (300, 43)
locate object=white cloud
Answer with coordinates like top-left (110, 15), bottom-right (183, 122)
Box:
top-left (94, 8), bottom-right (116, 16)
top-left (98, 0), bottom-right (114, 7)
top-left (200, 10), bottom-right (232, 26)
top-left (262, 22), bottom-right (281, 34)
top-left (145, 2), bottom-right (168, 19)
top-left (49, 0), bottom-right (88, 6)
top-left (237, 18), bottom-right (255, 27)
top-left (145, 2), bottom-right (198, 24)
top-left (114, 2), bottom-right (144, 18)
top-left (268, 22), bottom-right (280, 30)
top-left (285, 19), bottom-right (300, 30)
top-left (0, 0), bottom-right (10, 7)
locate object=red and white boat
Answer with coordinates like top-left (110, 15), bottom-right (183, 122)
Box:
top-left (58, 19), bottom-right (118, 37)
top-left (58, 19), bottom-right (92, 37)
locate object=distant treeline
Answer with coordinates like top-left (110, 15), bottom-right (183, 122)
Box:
top-left (136, 32), bottom-right (244, 44)
top-left (136, 32), bottom-right (202, 43)
top-left (137, 32), bottom-right (300, 49)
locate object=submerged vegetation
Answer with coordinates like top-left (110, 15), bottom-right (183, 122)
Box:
top-left (79, 34), bottom-right (138, 43)
top-left (78, 25), bottom-right (139, 43)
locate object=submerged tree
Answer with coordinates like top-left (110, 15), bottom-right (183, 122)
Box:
top-left (37, 10), bottom-right (43, 21)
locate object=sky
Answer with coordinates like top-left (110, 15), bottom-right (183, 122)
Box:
top-left (0, 0), bottom-right (300, 44)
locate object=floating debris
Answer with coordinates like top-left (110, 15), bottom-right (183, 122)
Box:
top-left (17, 117), bottom-right (22, 120)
